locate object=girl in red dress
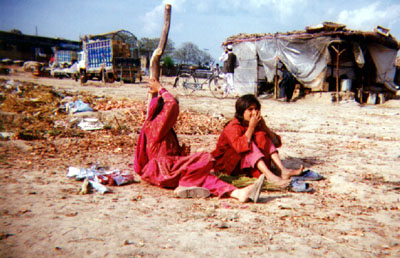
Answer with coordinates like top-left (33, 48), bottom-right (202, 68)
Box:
top-left (134, 80), bottom-right (264, 202)
top-left (212, 94), bottom-right (303, 188)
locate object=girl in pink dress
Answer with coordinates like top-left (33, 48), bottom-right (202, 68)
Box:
top-left (134, 80), bottom-right (264, 202)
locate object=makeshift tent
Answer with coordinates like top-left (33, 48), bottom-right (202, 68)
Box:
top-left (222, 22), bottom-right (400, 99)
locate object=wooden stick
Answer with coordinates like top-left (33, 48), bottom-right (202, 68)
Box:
top-left (331, 45), bottom-right (345, 102)
top-left (147, 4), bottom-right (171, 116)
top-left (150, 4), bottom-right (171, 82)
top-left (274, 58), bottom-right (278, 99)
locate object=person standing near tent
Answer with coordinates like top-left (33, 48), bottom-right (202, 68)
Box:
top-left (134, 79), bottom-right (265, 203)
top-left (211, 94), bottom-right (303, 188)
top-left (279, 64), bottom-right (296, 102)
top-left (219, 44), bottom-right (238, 97)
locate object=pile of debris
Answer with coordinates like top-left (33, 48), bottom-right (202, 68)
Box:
top-left (0, 79), bottom-right (227, 141)
top-left (93, 99), bottom-right (227, 135)
top-left (176, 110), bottom-right (226, 135)
top-left (0, 79), bottom-right (71, 140)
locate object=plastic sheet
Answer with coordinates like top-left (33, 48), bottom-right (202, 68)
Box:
top-left (77, 118), bottom-right (104, 131)
top-left (231, 35), bottom-right (399, 93)
top-left (65, 100), bottom-right (93, 114)
top-left (368, 43), bottom-right (400, 92)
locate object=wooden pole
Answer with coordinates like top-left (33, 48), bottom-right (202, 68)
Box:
top-left (274, 58), bottom-right (278, 99)
top-left (146, 4), bottom-right (171, 118)
top-left (331, 45), bottom-right (345, 102)
top-left (148, 4), bottom-right (171, 99)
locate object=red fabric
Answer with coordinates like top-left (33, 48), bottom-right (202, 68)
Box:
top-left (211, 118), bottom-right (278, 178)
top-left (134, 96), bottom-right (161, 174)
top-left (201, 174), bottom-right (238, 197)
top-left (134, 90), bottom-right (236, 197)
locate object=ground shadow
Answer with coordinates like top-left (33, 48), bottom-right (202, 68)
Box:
top-left (285, 155), bottom-right (325, 167)
top-left (385, 181), bottom-right (400, 192)
top-left (271, 156), bottom-right (325, 177)
top-left (257, 194), bottom-right (290, 204)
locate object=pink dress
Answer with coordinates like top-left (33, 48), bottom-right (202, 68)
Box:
top-left (134, 89), bottom-right (236, 197)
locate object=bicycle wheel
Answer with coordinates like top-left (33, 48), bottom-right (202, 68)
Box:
top-left (175, 73), bottom-right (197, 95)
top-left (208, 75), bottom-right (225, 98)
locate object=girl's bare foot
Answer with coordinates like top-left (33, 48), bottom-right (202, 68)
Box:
top-left (282, 165), bottom-right (304, 180)
top-left (231, 184), bottom-right (256, 202)
top-left (230, 175), bottom-right (265, 203)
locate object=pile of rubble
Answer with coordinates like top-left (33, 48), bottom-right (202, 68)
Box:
top-left (0, 79), bottom-right (228, 141)
top-left (0, 79), bottom-right (71, 140)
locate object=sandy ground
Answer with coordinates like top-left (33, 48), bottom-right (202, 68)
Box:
top-left (0, 69), bottom-right (400, 257)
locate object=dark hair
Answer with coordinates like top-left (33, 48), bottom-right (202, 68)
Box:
top-left (234, 94), bottom-right (261, 124)
top-left (150, 97), bottom-right (165, 121)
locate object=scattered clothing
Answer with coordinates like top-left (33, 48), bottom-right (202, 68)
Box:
top-left (67, 164), bottom-right (138, 193)
top-left (89, 180), bottom-right (111, 194)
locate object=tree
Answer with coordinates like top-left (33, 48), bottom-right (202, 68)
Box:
top-left (162, 56), bottom-right (174, 68)
top-left (161, 55), bottom-right (175, 76)
top-left (198, 50), bottom-right (213, 67)
top-left (173, 42), bottom-right (214, 67)
top-left (138, 37), bottom-right (175, 58)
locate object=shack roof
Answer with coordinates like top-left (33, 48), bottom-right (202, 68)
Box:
top-left (223, 22), bottom-right (400, 50)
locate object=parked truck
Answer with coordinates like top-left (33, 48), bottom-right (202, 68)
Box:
top-left (76, 35), bottom-right (140, 84)
top-left (54, 50), bottom-right (77, 67)
top-left (50, 49), bottom-right (78, 78)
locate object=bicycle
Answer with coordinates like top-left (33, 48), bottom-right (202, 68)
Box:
top-left (173, 65), bottom-right (225, 98)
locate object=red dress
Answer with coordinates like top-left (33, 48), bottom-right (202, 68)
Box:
top-left (211, 118), bottom-right (278, 178)
top-left (134, 90), bottom-right (236, 197)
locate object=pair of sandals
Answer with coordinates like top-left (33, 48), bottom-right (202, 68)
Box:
top-left (289, 169), bottom-right (324, 192)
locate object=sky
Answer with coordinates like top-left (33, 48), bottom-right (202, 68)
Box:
top-left (1, 0), bottom-right (400, 63)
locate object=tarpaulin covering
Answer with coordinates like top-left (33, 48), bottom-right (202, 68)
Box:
top-left (234, 42), bottom-right (258, 94)
top-left (230, 34), bottom-right (399, 94)
top-left (368, 43), bottom-right (400, 92)
top-left (233, 36), bottom-right (332, 94)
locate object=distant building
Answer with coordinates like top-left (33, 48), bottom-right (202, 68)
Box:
top-left (0, 30), bottom-right (81, 62)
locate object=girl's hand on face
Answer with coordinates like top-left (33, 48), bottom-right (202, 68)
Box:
top-left (249, 110), bottom-right (261, 129)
